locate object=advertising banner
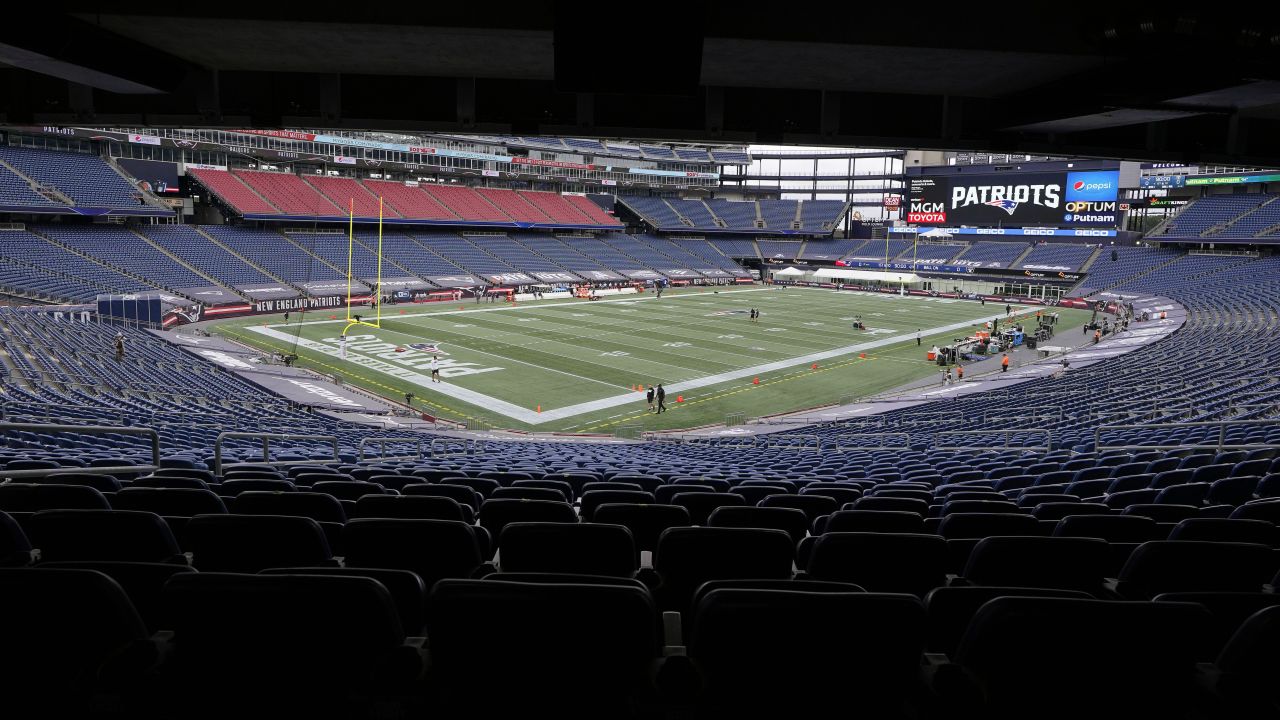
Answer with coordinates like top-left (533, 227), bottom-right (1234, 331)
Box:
top-left (512, 157), bottom-right (595, 170)
top-left (117, 158), bottom-right (180, 194)
top-left (233, 284), bottom-right (301, 300)
top-left (909, 172), bottom-right (1065, 225)
top-left (428, 275), bottom-right (482, 288)
top-left (1186, 173), bottom-right (1280, 186)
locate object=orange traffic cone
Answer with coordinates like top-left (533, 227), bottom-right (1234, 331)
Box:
top-left (752, 377), bottom-right (760, 385)
top-left (811, 363), bottom-right (818, 369)
top-left (859, 353), bottom-right (867, 359)
top-left (676, 395), bottom-right (684, 403)
top-left (536, 405), bottom-right (541, 413)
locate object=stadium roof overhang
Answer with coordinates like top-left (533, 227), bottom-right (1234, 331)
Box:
top-left (5, 10), bottom-right (1280, 165)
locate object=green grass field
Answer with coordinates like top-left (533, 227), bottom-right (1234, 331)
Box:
top-left (212, 286), bottom-right (1090, 433)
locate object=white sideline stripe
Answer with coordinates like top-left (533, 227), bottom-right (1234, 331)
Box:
top-left (247, 312), bottom-right (994, 425)
top-left (273, 286), bottom-right (775, 327)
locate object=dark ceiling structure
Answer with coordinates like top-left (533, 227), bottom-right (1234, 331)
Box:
top-left (3, 6), bottom-right (1280, 164)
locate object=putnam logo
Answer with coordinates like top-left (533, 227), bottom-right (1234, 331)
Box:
top-left (407, 342), bottom-right (449, 355)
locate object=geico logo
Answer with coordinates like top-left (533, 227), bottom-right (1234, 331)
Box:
top-left (952, 184), bottom-right (1061, 209)
top-left (1065, 201), bottom-right (1117, 212)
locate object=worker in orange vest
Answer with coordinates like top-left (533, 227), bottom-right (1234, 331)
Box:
top-left (956, 364), bottom-right (964, 380)
top-left (1093, 329), bottom-right (1101, 344)
top-left (1001, 353), bottom-right (1009, 372)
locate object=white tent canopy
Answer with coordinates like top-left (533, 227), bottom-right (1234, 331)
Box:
top-left (812, 267), bottom-right (923, 283)
top-left (920, 228), bottom-right (953, 238)
top-left (771, 266), bottom-right (808, 277)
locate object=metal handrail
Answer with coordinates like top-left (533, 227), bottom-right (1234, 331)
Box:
top-left (760, 434), bottom-right (822, 451)
top-left (359, 437), bottom-right (425, 461)
top-left (429, 438), bottom-right (487, 458)
top-left (0, 422), bottom-right (160, 478)
top-left (214, 432), bottom-right (338, 475)
top-left (832, 433), bottom-right (912, 451)
top-left (1092, 419), bottom-right (1280, 452)
top-left (934, 428), bottom-right (1052, 452)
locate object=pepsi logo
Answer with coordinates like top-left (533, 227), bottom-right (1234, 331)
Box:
top-left (1073, 181), bottom-right (1085, 191)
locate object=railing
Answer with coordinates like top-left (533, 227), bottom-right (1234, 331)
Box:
top-left (1093, 420), bottom-right (1280, 452)
top-left (429, 438), bottom-right (487, 458)
top-left (213, 432), bottom-right (338, 475)
top-left (0, 423), bottom-right (159, 478)
top-left (982, 409), bottom-right (1062, 424)
top-left (759, 434), bottom-right (822, 451)
top-left (614, 425), bottom-right (644, 440)
top-left (832, 433), bottom-right (912, 451)
top-left (358, 437), bottom-right (425, 461)
top-left (934, 429), bottom-right (1052, 452)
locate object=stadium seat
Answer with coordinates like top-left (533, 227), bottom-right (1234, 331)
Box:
top-left (311, 480), bottom-right (389, 501)
top-left (1167, 518), bottom-right (1277, 546)
top-left (341, 518), bottom-right (483, 589)
top-left (807, 532), bottom-right (946, 596)
top-left (510, 479), bottom-right (574, 501)
top-left (822, 509), bottom-right (925, 534)
top-left (427, 579), bottom-right (658, 713)
top-left (0, 510), bottom-right (32, 566)
top-left (491, 486), bottom-right (565, 502)
top-left (652, 527), bottom-right (793, 611)
top-left (579, 489), bottom-right (656, 521)
top-left (1230, 499), bottom-right (1280, 523)
top-left (163, 572), bottom-right (422, 708)
top-left (497, 522), bottom-right (636, 577)
top-left (1122, 503), bottom-right (1201, 523)
top-left (945, 598), bottom-right (1211, 718)
top-left (28, 509), bottom-right (185, 563)
top-left (689, 589), bottom-right (925, 715)
top-left (218, 478), bottom-right (296, 496)
top-left (670, 492), bottom-right (746, 525)
top-left (938, 512), bottom-right (1040, 539)
top-left (38, 560), bottom-right (191, 632)
top-left (592, 503), bottom-right (691, 558)
top-left (110, 487), bottom-right (228, 516)
top-left (960, 536), bottom-right (1109, 593)
top-left (260, 566), bottom-right (427, 635)
top-left (478, 499), bottom-right (577, 548)
top-left (0, 483), bottom-right (110, 512)
top-left (707, 505), bottom-right (809, 544)
top-left (852, 496), bottom-right (929, 515)
top-left (654, 484), bottom-right (715, 504)
top-left (1031, 502), bottom-right (1109, 521)
top-left (229, 491), bottom-right (347, 523)
top-left (401, 483), bottom-right (482, 512)
top-left (1114, 541), bottom-right (1279, 599)
top-left (0, 568), bottom-right (157, 713)
top-left (185, 514), bottom-right (332, 572)
top-left (1054, 514), bottom-right (1161, 541)
top-left (351, 494), bottom-right (471, 522)
top-left (923, 586), bottom-right (1093, 656)
top-left (758, 493), bottom-right (838, 521)
top-left (34, 472), bottom-right (121, 493)
top-left (1205, 605), bottom-right (1280, 715)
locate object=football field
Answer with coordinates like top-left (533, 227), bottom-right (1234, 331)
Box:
top-left (213, 286), bottom-right (1091, 433)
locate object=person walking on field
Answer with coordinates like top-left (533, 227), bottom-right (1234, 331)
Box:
top-left (646, 385), bottom-right (655, 412)
top-left (430, 355), bottom-right (442, 383)
top-left (916, 330), bottom-right (922, 347)
top-left (1005, 303), bottom-right (1012, 317)
top-left (1001, 353), bottom-right (1010, 372)
top-left (656, 384), bottom-right (667, 413)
